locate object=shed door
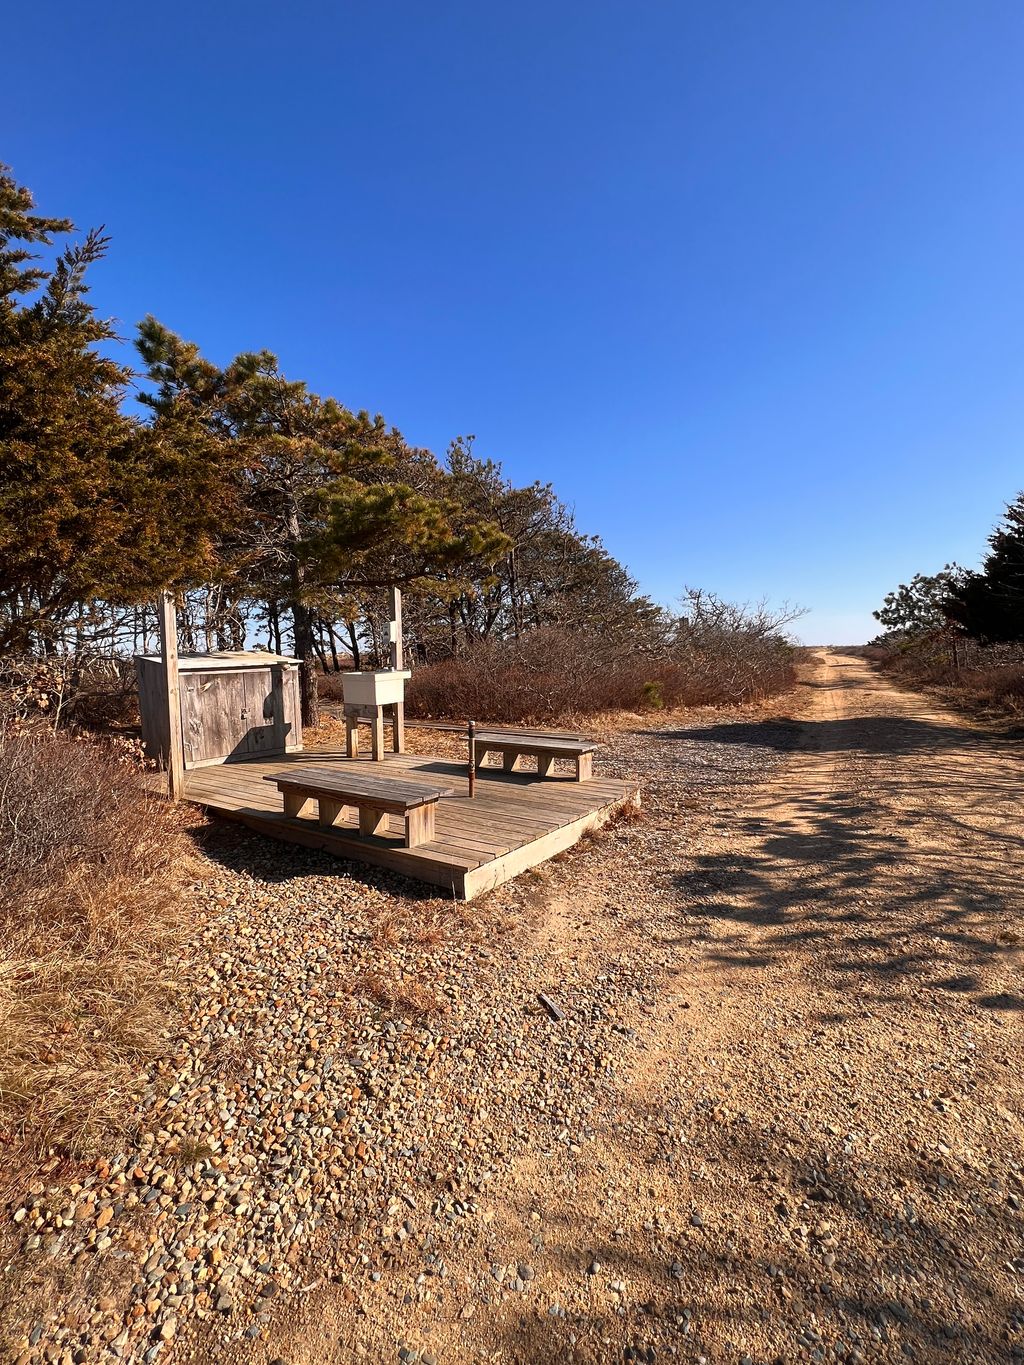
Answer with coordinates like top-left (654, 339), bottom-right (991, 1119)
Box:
top-left (181, 672), bottom-right (251, 765)
top-left (244, 667), bottom-right (286, 756)
top-left (180, 667), bottom-right (288, 766)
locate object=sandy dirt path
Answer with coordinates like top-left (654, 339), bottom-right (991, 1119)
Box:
top-left (186, 650), bottom-right (1024, 1365)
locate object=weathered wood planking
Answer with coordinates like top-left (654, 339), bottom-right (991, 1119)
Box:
top-left (473, 734), bottom-right (596, 782)
top-left (158, 590), bottom-right (185, 803)
top-left (136, 652), bottom-right (302, 769)
top-left (265, 765), bottom-right (455, 848)
top-left (166, 749), bottom-right (639, 899)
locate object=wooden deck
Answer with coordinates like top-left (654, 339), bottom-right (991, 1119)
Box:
top-left (176, 749), bottom-right (640, 899)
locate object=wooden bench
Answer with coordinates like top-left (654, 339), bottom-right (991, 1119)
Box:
top-left (474, 732), bottom-right (597, 782)
top-left (263, 766), bottom-right (454, 847)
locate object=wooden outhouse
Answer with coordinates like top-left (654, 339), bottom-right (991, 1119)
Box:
top-left (135, 651), bottom-right (303, 770)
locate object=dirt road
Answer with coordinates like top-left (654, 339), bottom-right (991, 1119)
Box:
top-left (251, 650), bottom-right (1024, 1365)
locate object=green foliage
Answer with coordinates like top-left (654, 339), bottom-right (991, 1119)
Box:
top-left (4, 156), bottom-right (762, 733)
top-left (0, 167), bottom-right (224, 652)
top-left (134, 322), bottom-right (510, 718)
top-left (392, 436), bottom-right (668, 658)
top-left (641, 680), bottom-right (664, 709)
top-left (947, 494), bottom-right (1024, 642)
top-left (872, 566), bottom-right (965, 637)
top-left (135, 320), bottom-right (510, 600)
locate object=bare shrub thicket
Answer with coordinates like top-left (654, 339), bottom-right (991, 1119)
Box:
top-left (867, 636), bottom-right (1024, 717)
top-left (0, 654), bottom-right (139, 735)
top-left (405, 595), bottom-right (799, 723)
top-left (0, 729), bottom-right (193, 1173)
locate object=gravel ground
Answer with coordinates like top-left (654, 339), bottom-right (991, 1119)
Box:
top-left (5, 652), bottom-right (1024, 1364)
top-left (2, 695), bottom-right (793, 1364)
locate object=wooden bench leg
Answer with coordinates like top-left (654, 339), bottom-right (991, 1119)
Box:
top-left (345, 709), bottom-right (359, 759)
top-left (503, 750), bottom-right (519, 773)
top-left (283, 791), bottom-right (310, 819)
top-left (359, 805), bottom-right (388, 837)
top-left (537, 755), bottom-right (555, 779)
top-left (404, 803), bottom-right (435, 847)
top-left (575, 752), bottom-right (593, 781)
top-left (318, 796), bottom-right (345, 829)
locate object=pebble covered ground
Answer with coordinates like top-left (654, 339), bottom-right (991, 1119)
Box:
top-left (5, 656), bottom-right (1024, 1364)
top-left (1, 701), bottom-right (793, 1364)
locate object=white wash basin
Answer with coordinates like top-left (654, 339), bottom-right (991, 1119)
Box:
top-left (340, 670), bottom-right (411, 707)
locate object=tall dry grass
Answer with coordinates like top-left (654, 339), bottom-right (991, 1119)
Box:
top-left (0, 728), bottom-right (193, 1177)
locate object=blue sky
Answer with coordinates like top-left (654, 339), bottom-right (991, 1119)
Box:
top-left (6, 2), bottom-right (1024, 642)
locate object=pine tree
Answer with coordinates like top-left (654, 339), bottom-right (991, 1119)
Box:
top-left (0, 166), bottom-right (225, 653)
top-left (949, 495), bottom-right (1024, 641)
top-left (872, 566), bottom-right (965, 637)
top-left (136, 321), bottom-right (508, 723)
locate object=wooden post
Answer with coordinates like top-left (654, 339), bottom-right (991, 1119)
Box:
top-left (158, 589), bottom-right (186, 803)
top-left (388, 586), bottom-right (406, 754)
top-left (388, 586), bottom-right (404, 670)
top-left (468, 718), bottom-right (476, 799)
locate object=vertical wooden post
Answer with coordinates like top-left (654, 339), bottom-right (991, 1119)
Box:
top-left (388, 586), bottom-right (406, 754)
top-left (158, 589), bottom-right (186, 803)
top-left (468, 718), bottom-right (476, 799)
top-left (388, 586), bottom-right (404, 669)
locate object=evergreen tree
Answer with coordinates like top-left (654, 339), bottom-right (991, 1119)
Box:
top-left (136, 321), bottom-right (508, 723)
top-left (0, 166), bottom-right (225, 653)
top-left (948, 494), bottom-right (1024, 641)
top-left (872, 566), bottom-right (965, 637)
top-left (415, 438), bottom-right (667, 655)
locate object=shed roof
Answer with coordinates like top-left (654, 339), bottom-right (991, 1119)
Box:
top-left (135, 650), bottom-right (300, 671)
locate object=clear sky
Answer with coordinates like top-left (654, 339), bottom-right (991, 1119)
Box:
top-left (6, 2), bottom-right (1024, 642)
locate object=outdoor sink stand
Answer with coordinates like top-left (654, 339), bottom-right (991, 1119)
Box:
top-left (344, 700), bottom-right (405, 761)
top-left (341, 667), bottom-right (412, 761)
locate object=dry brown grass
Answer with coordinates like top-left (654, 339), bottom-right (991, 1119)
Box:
top-left (866, 639), bottom-right (1024, 720)
top-left (360, 968), bottom-right (445, 1020)
top-left (0, 727), bottom-right (194, 1183)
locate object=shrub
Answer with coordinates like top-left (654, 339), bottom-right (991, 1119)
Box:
top-left (642, 680), bottom-right (664, 709)
top-left (868, 636), bottom-right (1024, 717)
top-left (0, 654), bottom-right (139, 735)
top-left (316, 670), bottom-right (348, 704)
top-left (405, 624), bottom-right (796, 723)
top-left (0, 728), bottom-right (193, 1168)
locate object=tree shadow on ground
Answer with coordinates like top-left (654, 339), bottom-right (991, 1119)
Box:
top-left (658, 712), bottom-right (1024, 1016)
top-left (658, 715), bottom-right (1008, 757)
